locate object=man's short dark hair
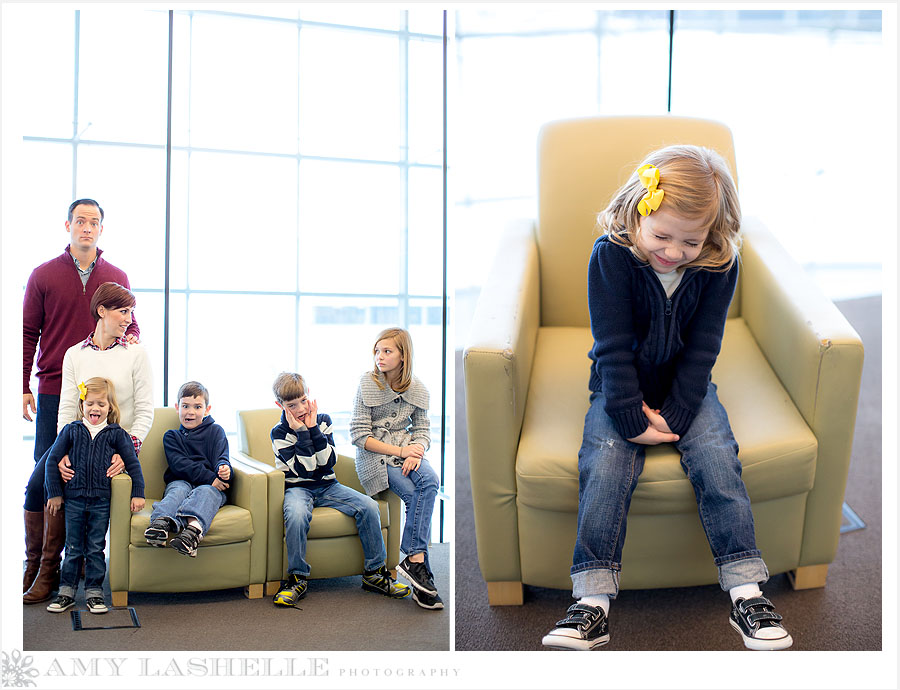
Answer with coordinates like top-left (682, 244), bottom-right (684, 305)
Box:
top-left (68, 198), bottom-right (104, 223)
top-left (177, 381), bottom-right (210, 406)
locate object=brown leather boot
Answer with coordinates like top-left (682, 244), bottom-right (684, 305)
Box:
top-left (23, 509), bottom-right (44, 592)
top-left (23, 505), bottom-right (66, 604)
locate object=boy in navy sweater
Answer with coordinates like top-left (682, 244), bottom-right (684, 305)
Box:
top-left (270, 371), bottom-right (409, 606)
top-left (144, 381), bottom-right (232, 557)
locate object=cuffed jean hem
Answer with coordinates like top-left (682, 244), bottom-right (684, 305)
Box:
top-left (717, 555), bottom-right (769, 591)
top-left (571, 565), bottom-right (621, 599)
top-left (57, 585), bottom-right (76, 598)
top-left (84, 587), bottom-right (104, 599)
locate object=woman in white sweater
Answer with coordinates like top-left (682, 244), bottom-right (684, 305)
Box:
top-left (23, 282), bottom-right (153, 604)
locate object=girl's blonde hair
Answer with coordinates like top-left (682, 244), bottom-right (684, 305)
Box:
top-left (370, 327), bottom-right (413, 392)
top-left (598, 145), bottom-right (742, 271)
top-left (76, 377), bottom-right (120, 425)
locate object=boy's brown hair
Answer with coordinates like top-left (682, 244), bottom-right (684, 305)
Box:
top-left (273, 372), bottom-right (308, 402)
top-left (177, 380), bottom-right (209, 406)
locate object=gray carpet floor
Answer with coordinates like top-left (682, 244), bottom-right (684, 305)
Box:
top-left (22, 542), bottom-right (449, 651)
top-left (455, 295), bottom-right (883, 652)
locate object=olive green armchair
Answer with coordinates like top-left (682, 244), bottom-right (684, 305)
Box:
top-left (109, 407), bottom-right (268, 607)
top-left (232, 408), bottom-right (401, 596)
top-left (463, 115), bottom-right (865, 605)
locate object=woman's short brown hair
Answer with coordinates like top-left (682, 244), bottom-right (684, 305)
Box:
top-left (89, 282), bottom-right (136, 322)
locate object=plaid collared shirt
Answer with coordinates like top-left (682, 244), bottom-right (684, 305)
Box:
top-left (79, 334), bottom-right (128, 351)
top-left (70, 252), bottom-right (97, 287)
top-left (77, 334), bottom-right (141, 454)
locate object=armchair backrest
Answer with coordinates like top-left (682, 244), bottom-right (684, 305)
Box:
top-left (537, 115), bottom-right (739, 327)
top-left (138, 407), bottom-right (180, 499)
top-left (236, 408), bottom-right (282, 467)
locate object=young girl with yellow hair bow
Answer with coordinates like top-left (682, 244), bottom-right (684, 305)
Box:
top-left (541, 145), bottom-right (792, 652)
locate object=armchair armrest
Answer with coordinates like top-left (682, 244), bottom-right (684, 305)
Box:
top-left (463, 219), bottom-right (541, 583)
top-left (231, 452), bottom-right (285, 586)
top-left (740, 216), bottom-right (865, 566)
top-left (109, 473), bottom-right (133, 594)
top-left (227, 460), bottom-right (268, 585)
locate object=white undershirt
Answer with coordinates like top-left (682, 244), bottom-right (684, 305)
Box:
top-left (654, 268), bottom-right (684, 298)
top-left (83, 417), bottom-right (109, 439)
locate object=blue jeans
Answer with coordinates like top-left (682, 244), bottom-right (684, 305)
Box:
top-left (283, 481), bottom-right (386, 578)
top-left (58, 496), bottom-right (110, 600)
top-left (24, 393), bottom-right (60, 511)
top-left (571, 382), bottom-right (768, 599)
top-left (386, 460), bottom-right (439, 572)
top-left (150, 480), bottom-right (226, 535)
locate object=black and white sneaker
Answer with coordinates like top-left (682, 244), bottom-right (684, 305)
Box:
top-left (541, 603), bottom-right (610, 650)
top-left (412, 587), bottom-right (444, 610)
top-left (169, 525), bottom-right (202, 557)
top-left (729, 596), bottom-right (793, 650)
top-left (361, 566), bottom-right (411, 599)
top-left (46, 595), bottom-right (76, 613)
top-left (144, 518), bottom-right (173, 547)
top-left (396, 556), bottom-right (437, 595)
top-left (86, 597), bottom-right (109, 614)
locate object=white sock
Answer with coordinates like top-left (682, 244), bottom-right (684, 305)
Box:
top-left (729, 583), bottom-right (761, 604)
top-left (187, 517), bottom-right (203, 536)
top-left (578, 595), bottom-right (609, 615)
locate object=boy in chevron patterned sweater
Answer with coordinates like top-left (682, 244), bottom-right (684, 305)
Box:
top-left (269, 371), bottom-right (410, 607)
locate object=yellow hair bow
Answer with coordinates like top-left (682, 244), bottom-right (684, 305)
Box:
top-left (636, 163), bottom-right (665, 217)
top-left (77, 381), bottom-right (88, 401)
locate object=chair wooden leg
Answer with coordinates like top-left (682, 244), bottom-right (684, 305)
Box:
top-left (265, 580), bottom-right (281, 597)
top-left (244, 584), bottom-right (264, 599)
top-left (111, 591), bottom-right (128, 607)
top-left (487, 581), bottom-right (523, 606)
top-left (788, 564), bottom-right (829, 590)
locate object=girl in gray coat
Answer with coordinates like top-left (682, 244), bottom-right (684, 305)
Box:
top-left (350, 327), bottom-right (442, 610)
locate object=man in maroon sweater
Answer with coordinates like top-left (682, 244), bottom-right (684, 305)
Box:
top-left (22, 198), bottom-right (140, 602)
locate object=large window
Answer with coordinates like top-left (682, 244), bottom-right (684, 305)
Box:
top-left (452, 8), bottom-right (885, 340)
top-left (7, 6), bottom-right (449, 542)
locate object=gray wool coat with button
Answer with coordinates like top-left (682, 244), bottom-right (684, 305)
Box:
top-left (350, 370), bottom-right (431, 496)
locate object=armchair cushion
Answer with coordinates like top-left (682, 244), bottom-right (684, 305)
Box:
top-left (129, 504), bottom-right (254, 547)
top-left (307, 502), bottom-right (390, 539)
top-left (516, 321), bottom-right (818, 515)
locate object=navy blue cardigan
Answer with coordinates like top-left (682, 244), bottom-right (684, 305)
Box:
top-left (587, 235), bottom-right (738, 439)
top-left (44, 421), bottom-right (145, 500)
top-left (162, 415), bottom-right (232, 488)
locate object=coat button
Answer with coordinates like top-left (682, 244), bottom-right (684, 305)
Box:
top-left (391, 412), bottom-right (397, 417)
top-left (394, 397), bottom-right (400, 403)
top-left (384, 422), bottom-right (390, 428)
top-left (380, 459), bottom-right (384, 464)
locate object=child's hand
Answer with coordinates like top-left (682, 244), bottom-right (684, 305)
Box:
top-left (218, 464), bottom-right (231, 481)
top-left (284, 407), bottom-right (305, 431)
top-left (59, 455), bottom-right (74, 483)
top-left (130, 497), bottom-right (145, 513)
top-left (401, 456), bottom-right (421, 477)
top-left (641, 401), bottom-right (673, 434)
top-left (107, 453), bottom-right (125, 478)
top-left (212, 478), bottom-right (230, 492)
top-left (627, 425), bottom-right (679, 445)
top-left (46, 496), bottom-right (63, 517)
top-left (399, 443), bottom-right (425, 460)
top-left (302, 399), bottom-right (318, 429)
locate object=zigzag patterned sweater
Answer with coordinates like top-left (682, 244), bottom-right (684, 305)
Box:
top-left (270, 411), bottom-right (337, 489)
